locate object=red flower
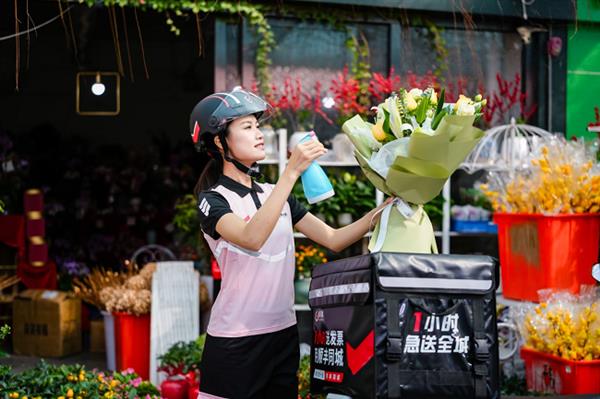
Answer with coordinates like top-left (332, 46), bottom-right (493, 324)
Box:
top-left (368, 67), bottom-right (401, 101)
top-left (330, 66), bottom-right (367, 117)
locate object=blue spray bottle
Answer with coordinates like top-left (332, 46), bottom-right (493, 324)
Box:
top-left (298, 132), bottom-right (335, 204)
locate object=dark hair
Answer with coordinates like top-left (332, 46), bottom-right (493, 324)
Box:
top-left (193, 129), bottom-right (228, 196)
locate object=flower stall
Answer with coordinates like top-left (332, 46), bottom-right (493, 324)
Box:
top-left (481, 139), bottom-right (600, 301)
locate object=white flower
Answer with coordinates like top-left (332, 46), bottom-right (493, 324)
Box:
top-left (408, 88), bottom-right (423, 98)
top-left (455, 94), bottom-right (475, 116)
top-left (456, 101), bottom-right (476, 116)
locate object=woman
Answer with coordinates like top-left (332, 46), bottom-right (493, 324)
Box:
top-left (191, 88), bottom-right (388, 399)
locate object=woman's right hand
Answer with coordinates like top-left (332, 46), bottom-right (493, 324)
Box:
top-left (285, 138), bottom-right (327, 180)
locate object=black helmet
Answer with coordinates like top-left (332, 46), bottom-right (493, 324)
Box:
top-left (189, 88), bottom-right (272, 151)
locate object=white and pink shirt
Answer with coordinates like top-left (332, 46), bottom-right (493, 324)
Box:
top-left (197, 175), bottom-right (308, 337)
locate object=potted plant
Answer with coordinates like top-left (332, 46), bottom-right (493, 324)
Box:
top-left (294, 245), bottom-right (327, 304)
top-left (333, 172), bottom-right (376, 226)
top-left (158, 335), bottom-right (206, 399)
top-left (0, 362), bottom-right (161, 398)
top-left (173, 194), bottom-right (210, 264)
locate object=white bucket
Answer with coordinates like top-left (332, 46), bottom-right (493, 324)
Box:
top-left (101, 310), bottom-right (116, 371)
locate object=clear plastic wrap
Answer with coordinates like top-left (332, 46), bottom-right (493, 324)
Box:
top-left (512, 287), bottom-right (600, 360)
top-left (481, 137), bottom-right (600, 214)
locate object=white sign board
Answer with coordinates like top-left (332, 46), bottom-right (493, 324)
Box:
top-left (150, 261), bottom-right (200, 385)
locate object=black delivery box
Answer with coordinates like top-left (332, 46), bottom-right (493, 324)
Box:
top-left (308, 252), bottom-right (500, 399)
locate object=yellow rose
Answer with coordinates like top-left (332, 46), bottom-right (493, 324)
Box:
top-left (405, 93), bottom-right (418, 111)
top-left (430, 90), bottom-right (438, 105)
top-left (67, 389), bottom-right (74, 398)
top-left (371, 120), bottom-right (386, 142)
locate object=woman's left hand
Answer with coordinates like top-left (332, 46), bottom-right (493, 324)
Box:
top-left (369, 197), bottom-right (395, 226)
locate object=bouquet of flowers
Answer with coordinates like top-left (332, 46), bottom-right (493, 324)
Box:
top-left (342, 88), bottom-right (486, 253)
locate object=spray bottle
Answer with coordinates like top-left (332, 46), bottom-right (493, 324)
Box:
top-left (298, 132), bottom-right (335, 204)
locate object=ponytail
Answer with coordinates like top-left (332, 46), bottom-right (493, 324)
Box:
top-left (194, 130), bottom-right (229, 196)
top-left (194, 157), bottom-right (223, 196)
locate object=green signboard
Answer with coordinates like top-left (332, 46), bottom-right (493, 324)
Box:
top-left (567, 1), bottom-right (600, 139)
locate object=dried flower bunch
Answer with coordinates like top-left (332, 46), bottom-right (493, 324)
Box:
top-left (74, 263), bottom-right (156, 315)
top-left (0, 274), bottom-right (19, 291)
top-left (481, 139), bottom-right (600, 214)
top-left (518, 289), bottom-right (600, 361)
top-left (72, 268), bottom-right (132, 310)
top-left (98, 263), bottom-right (156, 316)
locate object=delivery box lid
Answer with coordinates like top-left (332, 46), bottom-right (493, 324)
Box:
top-left (374, 252), bottom-right (498, 295)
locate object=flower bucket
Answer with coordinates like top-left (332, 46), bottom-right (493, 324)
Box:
top-left (114, 312), bottom-right (151, 379)
top-left (521, 347), bottom-right (600, 395)
top-left (494, 213), bottom-right (600, 301)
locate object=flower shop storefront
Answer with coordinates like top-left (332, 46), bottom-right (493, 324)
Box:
top-left (2, 0), bottom-right (600, 398)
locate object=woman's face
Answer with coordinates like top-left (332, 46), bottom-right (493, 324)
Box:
top-left (223, 114), bottom-right (265, 165)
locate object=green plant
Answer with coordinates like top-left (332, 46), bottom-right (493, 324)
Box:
top-left (158, 335), bottom-right (206, 376)
top-left (295, 245), bottom-right (327, 280)
top-left (333, 172), bottom-right (376, 220)
top-left (173, 194), bottom-right (209, 262)
top-left (297, 354), bottom-right (325, 399)
top-left (292, 173), bottom-right (376, 226)
top-left (0, 324), bottom-right (10, 358)
top-left (297, 354), bottom-right (311, 398)
top-left (459, 187), bottom-right (492, 211)
top-left (0, 361), bottom-right (160, 398)
top-left (424, 20), bottom-right (449, 82)
top-left (423, 194), bottom-right (445, 230)
top-left (292, 181), bottom-right (340, 225)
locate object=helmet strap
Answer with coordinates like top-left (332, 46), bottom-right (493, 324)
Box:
top-left (219, 132), bottom-right (263, 179)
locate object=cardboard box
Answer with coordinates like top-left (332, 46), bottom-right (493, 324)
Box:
top-left (90, 319), bottom-right (105, 353)
top-left (12, 289), bottom-right (81, 357)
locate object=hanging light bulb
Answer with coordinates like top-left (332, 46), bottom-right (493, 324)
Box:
top-left (91, 73), bottom-right (106, 96)
top-left (322, 96), bottom-right (335, 109)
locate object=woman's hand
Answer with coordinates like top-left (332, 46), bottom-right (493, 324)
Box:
top-left (295, 197), bottom-right (396, 253)
top-left (369, 197), bottom-right (395, 226)
top-left (284, 138), bottom-right (327, 180)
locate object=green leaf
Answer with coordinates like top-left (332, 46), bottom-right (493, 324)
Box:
top-left (382, 108), bottom-right (390, 134)
top-left (435, 88), bottom-right (445, 117)
top-left (415, 96), bottom-right (430, 125)
top-left (431, 109), bottom-right (447, 130)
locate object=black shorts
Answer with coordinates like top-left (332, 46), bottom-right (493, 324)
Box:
top-left (199, 325), bottom-right (300, 399)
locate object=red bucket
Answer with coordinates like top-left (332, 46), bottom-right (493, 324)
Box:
top-left (521, 347), bottom-right (600, 395)
top-left (494, 213), bottom-right (600, 302)
top-left (113, 312), bottom-right (151, 379)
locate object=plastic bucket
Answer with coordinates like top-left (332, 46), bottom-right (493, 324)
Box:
top-left (494, 213), bottom-right (599, 301)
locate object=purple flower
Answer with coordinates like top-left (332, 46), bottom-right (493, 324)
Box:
top-left (60, 260), bottom-right (90, 276)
